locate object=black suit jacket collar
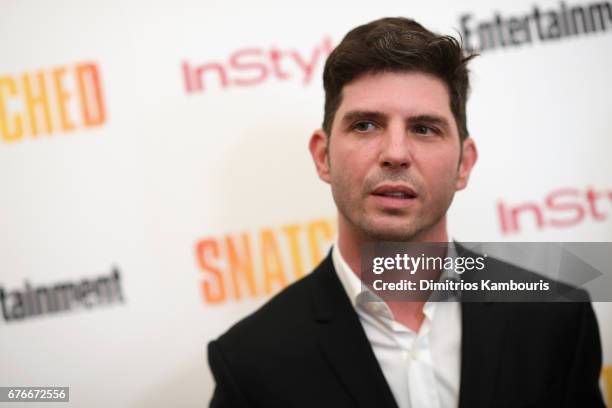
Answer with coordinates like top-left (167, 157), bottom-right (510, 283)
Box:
top-left (312, 254), bottom-right (399, 408)
top-left (309, 250), bottom-right (507, 408)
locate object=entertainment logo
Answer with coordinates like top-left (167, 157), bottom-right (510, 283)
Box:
top-left (0, 266), bottom-right (125, 323)
top-left (459, 1), bottom-right (612, 53)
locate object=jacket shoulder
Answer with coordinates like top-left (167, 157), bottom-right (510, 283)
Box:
top-left (213, 254), bottom-right (333, 352)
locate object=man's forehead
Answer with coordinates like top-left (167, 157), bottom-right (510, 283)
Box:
top-left (337, 71), bottom-right (453, 116)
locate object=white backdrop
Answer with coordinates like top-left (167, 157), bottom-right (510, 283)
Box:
top-left (1, 0), bottom-right (611, 406)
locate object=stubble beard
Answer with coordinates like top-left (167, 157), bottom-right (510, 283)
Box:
top-left (331, 171), bottom-right (456, 243)
top-left (342, 201), bottom-right (449, 243)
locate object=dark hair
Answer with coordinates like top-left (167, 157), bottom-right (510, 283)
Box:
top-left (322, 17), bottom-right (476, 141)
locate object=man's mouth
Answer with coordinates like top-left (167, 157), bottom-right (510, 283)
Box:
top-left (375, 191), bottom-right (414, 199)
top-left (371, 185), bottom-right (418, 199)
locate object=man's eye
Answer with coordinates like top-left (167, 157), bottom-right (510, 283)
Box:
top-left (353, 121), bottom-right (376, 132)
top-left (414, 125), bottom-right (435, 135)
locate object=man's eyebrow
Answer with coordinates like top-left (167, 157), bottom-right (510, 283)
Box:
top-left (340, 111), bottom-right (452, 130)
top-left (408, 114), bottom-right (451, 130)
top-left (341, 110), bottom-right (388, 125)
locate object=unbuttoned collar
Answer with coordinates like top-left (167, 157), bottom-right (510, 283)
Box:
top-left (332, 239), bottom-right (460, 325)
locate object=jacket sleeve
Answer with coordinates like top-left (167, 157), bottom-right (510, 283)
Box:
top-left (563, 301), bottom-right (606, 407)
top-left (208, 340), bottom-right (251, 408)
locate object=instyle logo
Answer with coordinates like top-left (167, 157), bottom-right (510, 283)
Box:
top-left (194, 218), bottom-right (335, 304)
top-left (182, 37), bottom-right (334, 94)
top-left (459, 1), bottom-right (612, 53)
top-left (497, 186), bottom-right (611, 234)
top-left (0, 62), bottom-right (106, 143)
top-left (0, 266), bottom-right (124, 323)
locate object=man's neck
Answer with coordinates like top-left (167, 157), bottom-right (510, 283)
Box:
top-left (337, 216), bottom-right (449, 332)
top-left (337, 220), bottom-right (450, 279)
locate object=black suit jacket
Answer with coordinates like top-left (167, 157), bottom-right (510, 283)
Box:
top-left (208, 251), bottom-right (605, 407)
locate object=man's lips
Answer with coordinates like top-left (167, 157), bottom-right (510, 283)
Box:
top-left (371, 184), bottom-right (418, 199)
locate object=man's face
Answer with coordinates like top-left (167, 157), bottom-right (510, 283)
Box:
top-left (310, 71), bottom-right (477, 242)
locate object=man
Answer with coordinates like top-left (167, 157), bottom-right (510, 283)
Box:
top-left (208, 17), bottom-right (605, 407)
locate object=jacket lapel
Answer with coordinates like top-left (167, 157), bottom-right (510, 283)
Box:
top-left (458, 301), bottom-right (506, 408)
top-left (308, 246), bottom-right (507, 408)
top-left (310, 255), bottom-right (398, 408)
top-left (456, 242), bottom-right (507, 408)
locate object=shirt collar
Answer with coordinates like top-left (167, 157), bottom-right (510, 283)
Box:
top-left (331, 239), bottom-right (363, 307)
top-left (332, 239), bottom-right (460, 319)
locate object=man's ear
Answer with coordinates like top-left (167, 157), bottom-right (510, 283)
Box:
top-left (309, 129), bottom-right (331, 184)
top-left (455, 137), bottom-right (478, 191)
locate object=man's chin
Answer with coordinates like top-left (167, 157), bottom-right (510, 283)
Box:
top-left (359, 222), bottom-right (420, 242)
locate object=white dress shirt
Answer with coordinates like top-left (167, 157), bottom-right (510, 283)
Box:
top-left (332, 243), bottom-right (462, 408)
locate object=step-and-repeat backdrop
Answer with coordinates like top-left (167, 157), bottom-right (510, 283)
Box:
top-left (1, 0), bottom-right (611, 406)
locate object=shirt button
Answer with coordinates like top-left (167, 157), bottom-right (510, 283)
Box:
top-left (368, 303), bottom-right (382, 314)
top-left (409, 350), bottom-right (418, 360)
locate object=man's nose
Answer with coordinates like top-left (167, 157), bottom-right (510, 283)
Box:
top-left (379, 125), bottom-right (412, 169)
